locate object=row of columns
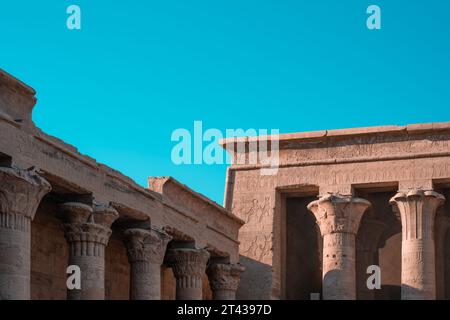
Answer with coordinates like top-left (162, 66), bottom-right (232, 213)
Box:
top-left (307, 190), bottom-right (446, 300)
top-left (0, 167), bottom-right (243, 300)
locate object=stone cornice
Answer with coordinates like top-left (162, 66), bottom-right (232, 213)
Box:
top-left (225, 150), bottom-right (450, 172)
top-left (220, 121), bottom-right (450, 150)
top-left (220, 121), bottom-right (450, 172)
top-left (0, 69), bottom-right (36, 96)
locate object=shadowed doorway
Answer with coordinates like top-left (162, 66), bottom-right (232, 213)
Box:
top-left (285, 196), bottom-right (322, 299)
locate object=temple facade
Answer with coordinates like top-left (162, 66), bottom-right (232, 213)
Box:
top-left (221, 120), bottom-right (450, 300)
top-left (0, 69), bottom-right (244, 300)
top-left (2, 68), bottom-right (450, 300)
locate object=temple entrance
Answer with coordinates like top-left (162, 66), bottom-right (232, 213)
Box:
top-left (284, 195), bottom-right (322, 299)
top-left (355, 188), bottom-right (402, 300)
top-left (437, 187), bottom-right (450, 300)
top-left (280, 184), bottom-right (449, 300)
top-left (282, 187), bottom-right (403, 300)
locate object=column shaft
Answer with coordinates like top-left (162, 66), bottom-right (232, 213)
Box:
top-left (124, 227), bottom-right (171, 300)
top-left (0, 215), bottom-right (32, 299)
top-left (61, 202), bottom-right (118, 300)
top-left (207, 263), bottom-right (244, 300)
top-left (390, 189), bottom-right (445, 300)
top-left (130, 261), bottom-right (161, 300)
top-left (322, 232), bottom-right (356, 299)
top-left (0, 167), bottom-right (51, 300)
top-left (308, 193), bottom-right (370, 300)
top-left (167, 248), bottom-right (210, 300)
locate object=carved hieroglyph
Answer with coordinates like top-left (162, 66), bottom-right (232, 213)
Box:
top-left (166, 248), bottom-right (210, 300)
top-left (390, 189), bottom-right (445, 300)
top-left (307, 194), bottom-right (371, 300)
top-left (0, 167), bottom-right (51, 300)
top-left (207, 263), bottom-right (245, 300)
top-left (124, 227), bottom-right (172, 300)
top-left (61, 202), bottom-right (119, 300)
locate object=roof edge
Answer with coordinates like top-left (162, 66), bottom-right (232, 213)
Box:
top-left (219, 121), bottom-right (450, 148)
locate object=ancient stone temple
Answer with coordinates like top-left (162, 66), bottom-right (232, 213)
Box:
top-left (2, 68), bottom-right (450, 301)
top-left (0, 69), bottom-right (244, 300)
top-left (221, 122), bottom-right (450, 300)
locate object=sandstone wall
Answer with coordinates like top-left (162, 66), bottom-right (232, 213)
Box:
top-left (224, 124), bottom-right (450, 299)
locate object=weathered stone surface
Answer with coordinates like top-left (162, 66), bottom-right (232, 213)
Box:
top-left (61, 202), bottom-right (119, 300)
top-left (166, 248), bottom-right (210, 300)
top-left (0, 167), bottom-right (50, 300)
top-left (222, 121), bottom-right (450, 300)
top-left (124, 227), bottom-right (171, 300)
top-left (0, 69), bottom-right (243, 300)
top-left (207, 263), bottom-right (244, 300)
top-left (4, 67), bottom-right (450, 300)
top-left (390, 189), bottom-right (445, 300)
top-left (307, 194), bottom-right (371, 300)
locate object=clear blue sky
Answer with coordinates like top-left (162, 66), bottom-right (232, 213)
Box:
top-left (1, 1), bottom-right (450, 204)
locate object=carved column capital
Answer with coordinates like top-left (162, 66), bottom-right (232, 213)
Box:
top-left (307, 193), bottom-right (371, 236)
top-left (124, 227), bottom-right (172, 264)
top-left (0, 166), bottom-right (51, 220)
top-left (390, 189), bottom-right (445, 240)
top-left (124, 227), bottom-right (172, 300)
top-left (389, 188), bottom-right (445, 300)
top-left (60, 202), bottom-right (119, 300)
top-left (207, 263), bottom-right (244, 293)
top-left (0, 166), bottom-right (50, 300)
top-left (61, 202), bottom-right (119, 246)
top-left (308, 193), bottom-right (370, 300)
top-left (167, 248), bottom-right (210, 300)
top-left (167, 248), bottom-right (210, 278)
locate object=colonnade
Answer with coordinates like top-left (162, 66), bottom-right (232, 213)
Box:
top-left (0, 167), bottom-right (243, 300)
top-left (307, 190), bottom-right (445, 300)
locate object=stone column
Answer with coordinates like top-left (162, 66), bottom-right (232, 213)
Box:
top-left (124, 227), bottom-right (172, 300)
top-left (167, 248), bottom-right (210, 300)
top-left (0, 167), bottom-right (51, 300)
top-left (356, 219), bottom-right (386, 300)
top-left (390, 189), bottom-right (445, 300)
top-left (207, 263), bottom-right (244, 300)
top-left (61, 202), bottom-right (118, 300)
top-left (307, 193), bottom-right (371, 300)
